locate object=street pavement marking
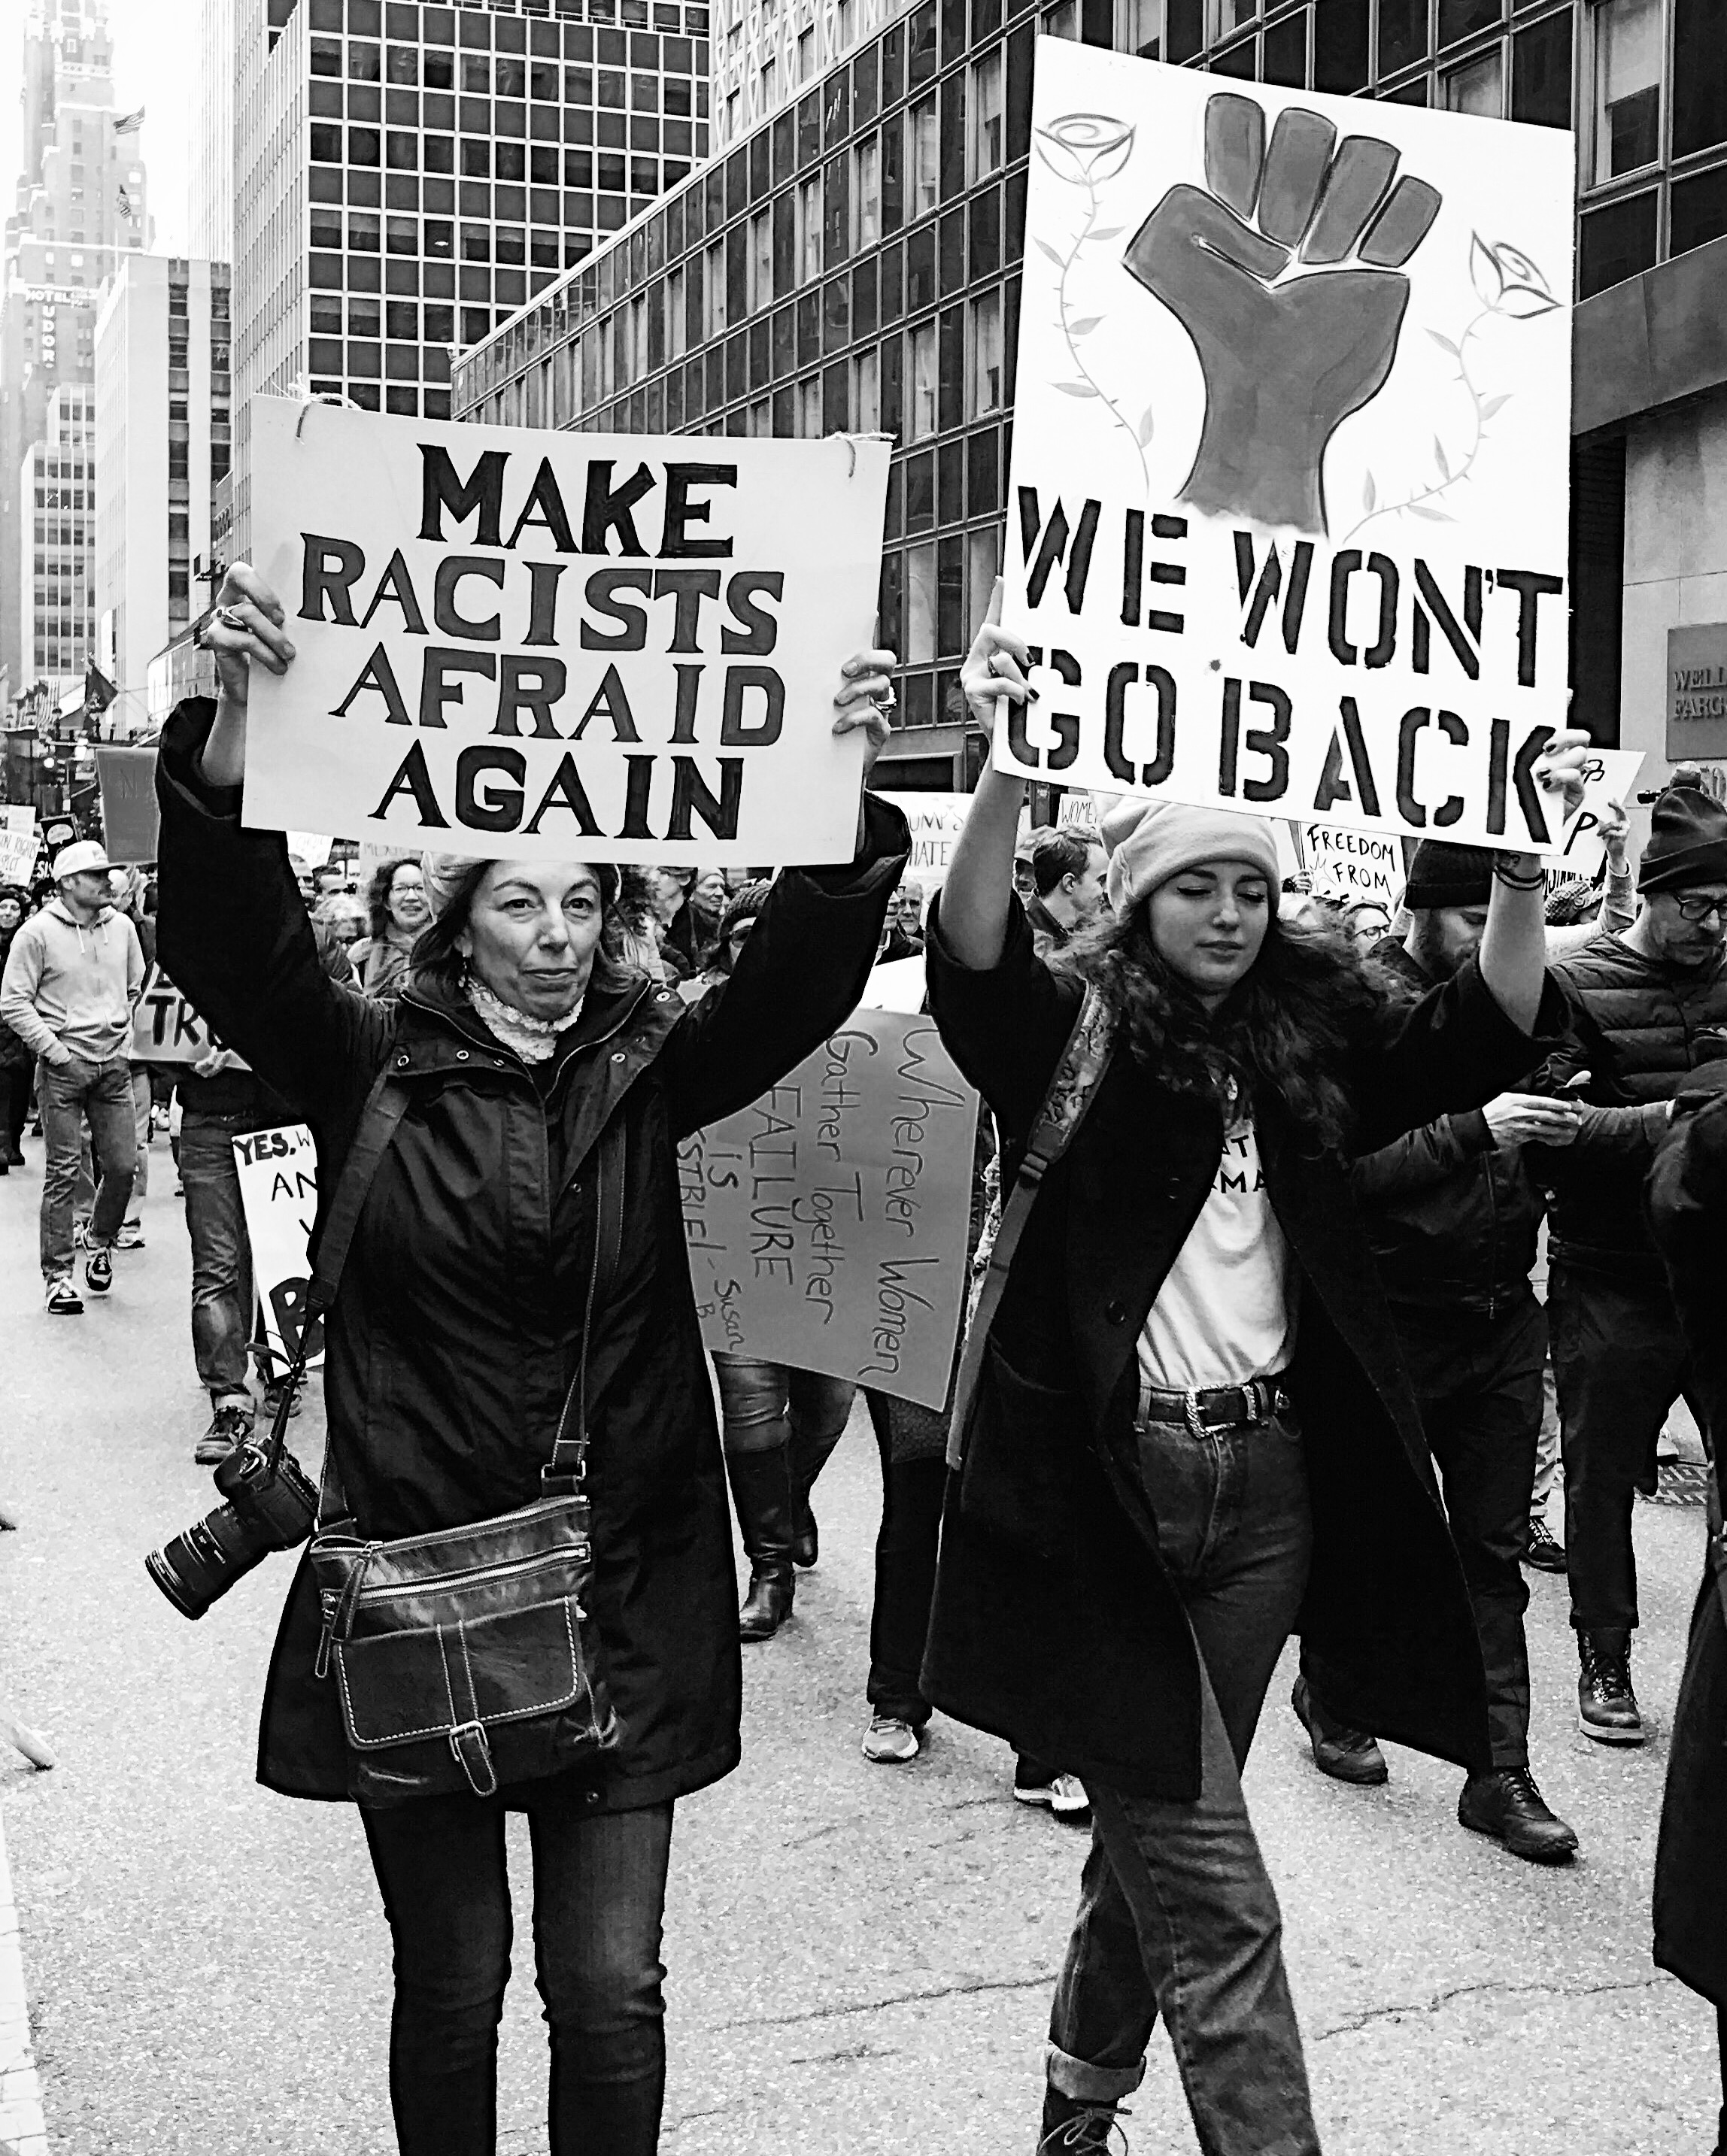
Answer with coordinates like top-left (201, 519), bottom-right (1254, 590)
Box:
top-left (0, 1803), bottom-right (48, 2156)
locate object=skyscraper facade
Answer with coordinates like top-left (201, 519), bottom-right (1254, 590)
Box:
top-left (709, 0), bottom-right (887, 152)
top-left (230, 0), bottom-right (713, 553)
top-left (95, 256), bottom-right (231, 735)
top-left (18, 384), bottom-right (96, 696)
top-left (453, 0), bottom-right (1727, 799)
top-left (1, 0), bottom-right (148, 704)
top-left (193, 0), bottom-right (238, 264)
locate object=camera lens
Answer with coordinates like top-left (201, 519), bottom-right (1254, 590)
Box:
top-left (144, 1502), bottom-right (271, 1621)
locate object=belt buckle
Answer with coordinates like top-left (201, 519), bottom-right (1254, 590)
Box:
top-left (1184, 1388), bottom-right (1206, 1436)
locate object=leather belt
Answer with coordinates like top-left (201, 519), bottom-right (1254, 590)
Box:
top-left (1137, 1376), bottom-right (1291, 1433)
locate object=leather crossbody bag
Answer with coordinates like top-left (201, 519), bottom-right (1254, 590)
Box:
top-left (286, 1069), bottom-right (627, 1806)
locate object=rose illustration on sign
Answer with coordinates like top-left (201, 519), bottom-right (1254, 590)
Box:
top-left (1122, 92), bottom-right (1440, 536)
top-left (1033, 112), bottom-right (1152, 496)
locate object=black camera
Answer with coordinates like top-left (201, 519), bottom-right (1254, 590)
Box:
top-left (146, 1438), bottom-right (320, 1621)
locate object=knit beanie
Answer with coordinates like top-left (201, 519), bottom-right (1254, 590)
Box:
top-left (1100, 797), bottom-right (1281, 915)
top-left (1403, 841), bottom-right (1495, 911)
top-left (1637, 777), bottom-right (1727, 894)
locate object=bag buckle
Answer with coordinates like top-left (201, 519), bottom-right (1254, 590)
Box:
top-left (448, 1720), bottom-right (498, 1798)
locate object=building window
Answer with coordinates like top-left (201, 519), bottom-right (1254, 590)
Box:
top-left (1443, 47), bottom-right (1503, 115)
top-left (750, 210), bottom-right (772, 310)
top-left (854, 135), bottom-right (881, 250)
top-left (905, 542), bottom-right (937, 663)
top-left (909, 97), bottom-right (939, 221)
top-left (706, 240), bottom-right (727, 334)
top-left (669, 266), bottom-right (687, 357)
top-left (968, 287), bottom-right (1003, 412)
top-left (1120, 0), bottom-right (1166, 58)
top-left (1591, 0), bottom-right (1662, 183)
top-left (799, 26), bottom-right (816, 80)
top-left (970, 50), bottom-right (1004, 181)
top-left (853, 346), bottom-right (881, 430)
top-left (761, 56), bottom-right (777, 110)
top-left (1672, 0), bottom-right (1727, 159)
top-left (908, 319), bottom-right (938, 439)
top-left (798, 374), bottom-right (822, 433)
top-left (798, 174), bottom-right (823, 283)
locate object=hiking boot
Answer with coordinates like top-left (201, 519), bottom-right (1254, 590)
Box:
top-left (196, 1400), bottom-right (255, 1466)
top-left (861, 1714), bottom-right (921, 1764)
top-left (1458, 1767), bottom-right (1580, 1863)
top-left (84, 1248), bottom-right (113, 1296)
top-left (1577, 1633), bottom-right (1644, 1744)
top-left (44, 1275), bottom-right (83, 1316)
top-left (1524, 1515), bottom-right (1567, 1573)
top-left (1037, 2091), bottom-right (1133, 2153)
top-left (1291, 1673), bottom-right (1389, 1784)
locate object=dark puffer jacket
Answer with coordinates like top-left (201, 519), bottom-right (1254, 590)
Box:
top-left (156, 696), bottom-right (909, 1811)
top-left (1541, 935), bottom-right (1727, 1281)
top-left (1350, 942), bottom-right (1543, 1318)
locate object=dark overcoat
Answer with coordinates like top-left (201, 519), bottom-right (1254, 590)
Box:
top-left (921, 902), bottom-right (1565, 1801)
top-left (156, 696), bottom-right (908, 1812)
top-left (1645, 1089), bottom-right (1727, 2006)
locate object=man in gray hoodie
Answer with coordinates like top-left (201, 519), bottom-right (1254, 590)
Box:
top-left (0, 839), bottom-right (144, 1313)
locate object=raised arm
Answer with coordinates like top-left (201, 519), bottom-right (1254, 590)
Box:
top-left (939, 583), bottom-right (1035, 972)
top-left (1477, 729), bottom-right (1592, 1033)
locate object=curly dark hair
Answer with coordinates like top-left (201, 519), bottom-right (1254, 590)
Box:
top-left (409, 860), bottom-right (645, 1000)
top-left (1058, 900), bottom-right (1392, 1154)
top-left (365, 857), bottom-right (423, 942)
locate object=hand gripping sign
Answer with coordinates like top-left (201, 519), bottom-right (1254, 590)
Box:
top-left (242, 398), bottom-right (890, 865)
top-left (998, 44), bottom-right (1579, 858)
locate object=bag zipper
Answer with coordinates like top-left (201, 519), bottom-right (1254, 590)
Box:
top-left (354, 1548), bottom-right (588, 1604)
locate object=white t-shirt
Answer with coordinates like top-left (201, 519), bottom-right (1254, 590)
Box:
top-left (1136, 1116), bottom-right (1297, 1399)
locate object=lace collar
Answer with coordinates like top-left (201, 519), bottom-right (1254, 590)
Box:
top-left (463, 972), bottom-right (584, 1065)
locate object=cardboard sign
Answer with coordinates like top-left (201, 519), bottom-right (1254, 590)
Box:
top-left (0, 806), bottom-right (38, 886)
top-left (130, 962), bottom-right (223, 1062)
top-left (999, 43), bottom-right (1578, 856)
top-left (1304, 823), bottom-right (1401, 903)
top-left (678, 1007), bottom-right (976, 1408)
top-left (243, 396), bottom-right (891, 865)
top-left (95, 745), bottom-right (160, 863)
top-left (232, 1123), bottom-right (324, 1367)
top-left (878, 792), bottom-right (968, 893)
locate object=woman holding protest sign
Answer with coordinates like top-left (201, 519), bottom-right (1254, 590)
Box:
top-left (153, 561), bottom-right (908, 2156)
top-left (921, 593), bottom-right (1588, 2155)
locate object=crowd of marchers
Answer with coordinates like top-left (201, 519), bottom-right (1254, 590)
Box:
top-left (3, 569), bottom-right (1726, 2156)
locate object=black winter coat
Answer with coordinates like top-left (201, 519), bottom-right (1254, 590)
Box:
top-left (1646, 1093), bottom-right (1727, 2006)
top-left (1543, 935), bottom-right (1727, 1281)
top-left (156, 696), bottom-right (908, 1810)
top-left (921, 901), bottom-right (1565, 1800)
top-left (1349, 942), bottom-right (1543, 1318)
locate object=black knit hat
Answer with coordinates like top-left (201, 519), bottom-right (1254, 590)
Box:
top-left (1637, 776), bottom-right (1727, 894)
top-left (1403, 841), bottom-right (1495, 911)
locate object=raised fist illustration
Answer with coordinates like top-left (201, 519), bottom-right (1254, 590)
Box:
top-left (1125, 94), bottom-right (1441, 535)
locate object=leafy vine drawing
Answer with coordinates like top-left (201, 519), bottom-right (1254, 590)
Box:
top-left (1033, 112), bottom-right (1152, 500)
top-left (1338, 236), bottom-right (1560, 546)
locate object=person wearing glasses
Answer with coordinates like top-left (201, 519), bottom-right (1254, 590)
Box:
top-left (1540, 771), bottom-right (1727, 1751)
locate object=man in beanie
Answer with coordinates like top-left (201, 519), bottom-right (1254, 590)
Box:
top-left (1290, 839), bottom-right (1586, 1860)
top-left (0, 838), bottom-right (144, 1313)
top-left (1540, 771), bottom-right (1727, 1744)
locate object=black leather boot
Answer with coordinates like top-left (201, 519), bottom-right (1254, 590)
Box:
top-left (787, 1422), bottom-right (846, 1568)
top-left (1577, 1629), bottom-right (1644, 1743)
top-left (726, 1448), bottom-right (797, 1641)
top-left (1291, 1674), bottom-right (1389, 1785)
top-left (1458, 1766), bottom-right (1580, 1862)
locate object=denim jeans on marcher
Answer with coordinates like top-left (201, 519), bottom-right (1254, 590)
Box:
top-left (38, 1053), bottom-right (136, 1279)
top-left (1048, 1407), bottom-right (1320, 2156)
top-left (360, 1791), bottom-right (674, 2156)
top-left (178, 1113), bottom-right (256, 1398)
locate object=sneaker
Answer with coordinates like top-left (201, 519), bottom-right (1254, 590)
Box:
top-left (1291, 1673), bottom-right (1389, 1785)
top-left (861, 1714), bottom-right (921, 1764)
top-left (1048, 1772), bottom-right (1092, 1821)
top-left (113, 1219), bottom-right (146, 1251)
top-left (1038, 2091), bottom-right (1134, 2153)
top-left (1524, 1515), bottom-right (1568, 1573)
top-left (72, 1218), bottom-right (89, 1249)
top-left (1577, 1633), bottom-right (1644, 1745)
top-left (1458, 1766), bottom-right (1579, 1863)
top-left (44, 1275), bottom-right (83, 1316)
top-left (195, 1400), bottom-right (255, 1466)
top-left (83, 1247), bottom-right (113, 1296)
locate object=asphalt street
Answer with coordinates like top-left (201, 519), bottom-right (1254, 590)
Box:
top-left (1, 1130), bottom-right (1722, 2155)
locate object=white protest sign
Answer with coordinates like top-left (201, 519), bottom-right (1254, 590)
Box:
top-left (678, 1007), bottom-right (976, 1408)
top-left (232, 1123), bottom-right (324, 1368)
top-left (879, 792), bottom-right (968, 893)
top-left (1304, 823), bottom-right (1401, 902)
top-left (860, 955), bottom-right (926, 1011)
top-left (1546, 746), bottom-right (1643, 878)
top-left (0, 806), bottom-right (38, 886)
top-left (244, 396), bottom-right (890, 865)
top-left (287, 831), bottom-right (335, 869)
top-left (1000, 43), bottom-right (1578, 856)
top-left (130, 962), bottom-right (226, 1063)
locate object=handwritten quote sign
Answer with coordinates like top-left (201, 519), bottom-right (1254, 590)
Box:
top-left (678, 1008), bottom-right (976, 1408)
top-left (1000, 42), bottom-right (1578, 857)
top-left (244, 397), bottom-right (889, 865)
top-left (130, 963), bottom-right (223, 1063)
top-left (1302, 823), bottom-right (1401, 903)
top-left (232, 1123), bottom-right (323, 1369)
top-left (0, 806), bottom-right (38, 887)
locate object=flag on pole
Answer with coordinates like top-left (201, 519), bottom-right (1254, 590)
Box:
top-left (112, 108), bottom-right (145, 134)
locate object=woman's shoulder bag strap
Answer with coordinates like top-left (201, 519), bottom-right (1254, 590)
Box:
top-left (944, 981), bottom-right (1115, 1471)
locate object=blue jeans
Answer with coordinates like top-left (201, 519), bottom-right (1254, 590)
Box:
top-left (360, 1793), bottom-right (675, 2156)
top-left (1048, 1406), bottom-right (1319, 2156)
top-left (178, 1113), bottom-right (256, 1399)
top-left (38, 1053), bottom-right (136, 1278)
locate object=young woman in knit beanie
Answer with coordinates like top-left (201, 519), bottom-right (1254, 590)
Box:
top-left (918, 593), bottom-right (1589, 2156)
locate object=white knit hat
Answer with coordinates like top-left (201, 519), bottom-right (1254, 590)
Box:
top-left (1100, 798), bottom-right (1281, 916)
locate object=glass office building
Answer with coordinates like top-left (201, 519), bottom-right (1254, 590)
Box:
top-left (453, 0), bottom-right (1727, 790)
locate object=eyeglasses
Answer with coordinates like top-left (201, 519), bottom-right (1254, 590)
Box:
top-left (1672, 892), bottom-right (1727, 924)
